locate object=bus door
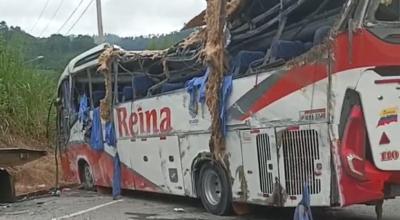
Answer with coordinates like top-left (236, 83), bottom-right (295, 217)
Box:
top-left (275, 124), bottom-right (331, 207)
top-left (240, 128), bottom-right (280, 205)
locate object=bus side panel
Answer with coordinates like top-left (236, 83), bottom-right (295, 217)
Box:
top-left (277, 123), bottom-right (331, 207)
top-left (179, 132), bottom-right (244, 200)
top-left (60, 143), bottom-right (114, 188)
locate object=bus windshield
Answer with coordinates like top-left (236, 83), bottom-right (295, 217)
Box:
top-left (375, 0), bottom-right (400, 21)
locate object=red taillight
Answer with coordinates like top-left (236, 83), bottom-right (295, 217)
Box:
top-left (379, 132), bottom-right (390, 145)
top-left (340, 105), bottom-right (366, 181)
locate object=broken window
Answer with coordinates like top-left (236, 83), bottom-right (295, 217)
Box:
top-left (375, 0), bottom-right (400, 21)
top-left (95, 0), bottom-right (352, 98)
top-left (227, 0), bottom-right (346, 76)
top-left (57, 79), bottom-right (73, 146)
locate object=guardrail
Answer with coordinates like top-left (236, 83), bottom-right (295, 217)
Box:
top-left (0, 148), bottom-right (47, 202)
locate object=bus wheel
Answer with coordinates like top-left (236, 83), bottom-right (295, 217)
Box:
top-left (80, 163), bottom-right (94, 190)
top-left (198, 162), bottom-right (232, 216)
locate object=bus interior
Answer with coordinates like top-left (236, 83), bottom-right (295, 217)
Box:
top-left (66, 0), bottom-right (361, 115)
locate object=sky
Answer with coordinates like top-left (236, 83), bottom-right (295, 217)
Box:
top-left (0, 0), bottom-right (206, 37)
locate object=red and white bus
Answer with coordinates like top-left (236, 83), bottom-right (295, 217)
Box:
top-left (56, 0), bottom-right (400, 217)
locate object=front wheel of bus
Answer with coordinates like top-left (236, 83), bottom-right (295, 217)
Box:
top-left (198, 162), bottom-right (232, 216)
top-left (81, 163), bottom-right (94, 190)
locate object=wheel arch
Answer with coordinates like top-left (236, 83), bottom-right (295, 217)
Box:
top-left (191, 152), bottom-right (212, 197)
top-left (77, 158), bottom-right (91, 184)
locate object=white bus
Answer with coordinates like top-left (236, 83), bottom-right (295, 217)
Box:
top-left (57, 0), bottom-right (400, 218)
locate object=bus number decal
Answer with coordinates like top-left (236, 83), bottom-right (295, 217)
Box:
top-left (381, 151), bottom-right (399, 162)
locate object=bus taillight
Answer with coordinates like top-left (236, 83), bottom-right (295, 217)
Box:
top-left (340, 105), bottom-right (367, 181)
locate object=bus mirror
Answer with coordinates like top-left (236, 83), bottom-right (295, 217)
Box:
top-left (54, 98), bottom-right (62, 107)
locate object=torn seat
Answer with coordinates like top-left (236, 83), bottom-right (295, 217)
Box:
top-left (270, 40), bottom-right (312, 61)
top-left (231, 50), bottom-right (265, 77)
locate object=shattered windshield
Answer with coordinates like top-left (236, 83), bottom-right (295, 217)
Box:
top-left (375, 0), bottom-right (400, 21)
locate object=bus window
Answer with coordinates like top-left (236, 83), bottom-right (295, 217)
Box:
top-left (91, 83), bottom-right (106, 108)
top-left (72, 82), bottom-right (90, 113)
top-left (376, 0), bottom-right (400, 21)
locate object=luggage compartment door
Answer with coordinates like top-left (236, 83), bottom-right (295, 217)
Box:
top-left (240, 128), bottom-right (280, 205)
top-left (276, 124), bottom-right (331, 207)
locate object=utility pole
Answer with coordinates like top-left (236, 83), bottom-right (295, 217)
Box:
top-left (96, 0), bottom-right (105, 43)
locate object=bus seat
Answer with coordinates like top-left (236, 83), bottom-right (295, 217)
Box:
top-left (117, 91), bottom-right (123, 103)
top-left (270, 40), bottom-right (309, 61)
top-left (232, 51), bottom-right (265, 77)
top-left (133, 74), bottom-right (154, 98)
top-left (92, 90), bottom-right (105, 108)
top-left (161, 82), bottom-right (185, 93)
top-left (313, 26), bottom-right (331, 45)
top-left (122, 87), bottom-right (133, 102)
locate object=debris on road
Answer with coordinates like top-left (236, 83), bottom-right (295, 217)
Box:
top-left (173, 208), bottom-right (185, 212)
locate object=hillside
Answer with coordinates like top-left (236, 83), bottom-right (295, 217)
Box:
top-left (0, 21), bottom-right (191, 73)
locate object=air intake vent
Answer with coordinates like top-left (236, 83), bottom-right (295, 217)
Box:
top-left (256, 134), bottom-right (274, 194)
top-left (280, 129), bottom-right (321, 195)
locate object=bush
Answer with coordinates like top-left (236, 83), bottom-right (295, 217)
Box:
top-left (0, 39), bottom-right (56, 143)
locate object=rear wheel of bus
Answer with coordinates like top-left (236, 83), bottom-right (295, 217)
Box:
top-left (198, 162), bottom-right (232, 216)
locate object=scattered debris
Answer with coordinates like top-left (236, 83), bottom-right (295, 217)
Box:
top-left (173, 208), bottom-right (185, 212)
top-left (0, 204), bottom-right (10, 209)
top-left (51, 189), bottom-right (61, 197)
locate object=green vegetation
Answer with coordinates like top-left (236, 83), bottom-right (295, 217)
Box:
top-left (0, 37), bottom-right (55, 142)
top-left (1, 21), bottom-right (192, 74)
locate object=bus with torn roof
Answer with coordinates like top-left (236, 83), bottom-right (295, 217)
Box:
top-left (56, 0), bottom-right (400, 218)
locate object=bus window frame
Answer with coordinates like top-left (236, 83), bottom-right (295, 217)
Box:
top-left (86, 69), bottom-right (94, 109)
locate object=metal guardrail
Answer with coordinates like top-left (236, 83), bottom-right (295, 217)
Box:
top-left (0, 148), bottom-right (47, 167)
top-left (0, 148), bottom-right (47, 202)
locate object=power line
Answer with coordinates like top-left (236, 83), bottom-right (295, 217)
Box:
top-left (39, 0), bottom-right (65, 37)
top-left (30, 0), bottom-right (51, 33)
top-left (65, 0), bottom-right (95, 35)
top-left (57, 0), bottom-right (85, 34)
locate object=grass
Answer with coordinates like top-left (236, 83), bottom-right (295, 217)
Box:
top-left (0, 38), bottom-right (56, 145)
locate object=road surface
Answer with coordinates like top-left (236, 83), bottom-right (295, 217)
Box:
top-left (0, 189), bottom-right (399, 220)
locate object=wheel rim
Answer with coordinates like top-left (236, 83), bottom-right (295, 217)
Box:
top-left (84, 166), bottom-right (93, 188)
top-left (203, 169), bottom-right (222, 206)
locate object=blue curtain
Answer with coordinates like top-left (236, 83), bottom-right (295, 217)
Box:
top-left (90, 108), bottom-right (104, 151)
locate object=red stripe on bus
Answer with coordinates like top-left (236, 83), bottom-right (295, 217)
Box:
top-left (375, 79), bottom-right (400, 85)
top-left (240, 64), bottom-right (327, 120)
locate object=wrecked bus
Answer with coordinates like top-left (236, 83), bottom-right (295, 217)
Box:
top-left (56, 0), bottom-right (400, 217)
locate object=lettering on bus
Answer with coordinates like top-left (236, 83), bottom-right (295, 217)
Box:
top-left (381, 151), bottom-right (399, 162)
top-left (116, 107), bottom-right (172, 137)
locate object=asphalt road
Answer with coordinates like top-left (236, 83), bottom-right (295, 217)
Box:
top-left (0, 189), bottom-right (399, 220)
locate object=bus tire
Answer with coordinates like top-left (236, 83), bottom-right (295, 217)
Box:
top-left (79, 162), bottom-right (94, 191)
top-left (198, 162), bottom-right (232, 216)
